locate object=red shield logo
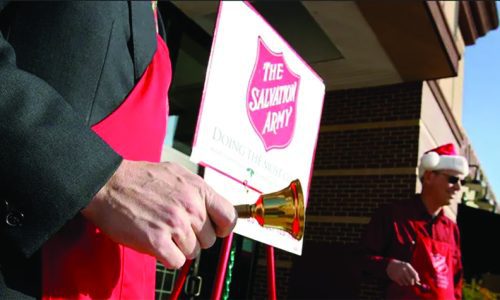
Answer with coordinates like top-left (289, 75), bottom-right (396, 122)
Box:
top-left (246, 37), bottom-right (300, 151)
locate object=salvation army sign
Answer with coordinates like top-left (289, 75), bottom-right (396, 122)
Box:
top-left (191, 1), bottom-right (325, 255)
top-left (247, 37), bottom-right (300, 151)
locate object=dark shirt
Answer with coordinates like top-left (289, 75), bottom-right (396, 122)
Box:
top-left (361, 195), bottom-right (463, 299)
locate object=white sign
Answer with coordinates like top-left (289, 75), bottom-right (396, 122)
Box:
top-left (191, 1), bottom-right (325, 255)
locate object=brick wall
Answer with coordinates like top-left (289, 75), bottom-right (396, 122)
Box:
top-left (359, 279), bottom-right (387, 299)
top-left (252, 262), bottom-right (292, 299)
top-left (305, 221), bottom-right (367, 244)
top-left (320, 82), bottom-right (422, 124)
top-left (314, 128), bottom-right (420, 169)
top-left (252, 246), bottom-right (293, 299)
top-left (250, 81), bottom-right (424, 299)
top-left (307, 175), bottom-right (417, 218)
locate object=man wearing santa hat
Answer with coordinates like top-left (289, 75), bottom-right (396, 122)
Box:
top-left (361, 143), bottom-right (467, 299)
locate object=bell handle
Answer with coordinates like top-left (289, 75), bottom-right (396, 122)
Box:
top-left (235, 204), bottom-right (253, 219)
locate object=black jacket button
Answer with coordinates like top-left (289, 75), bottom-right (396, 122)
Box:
top-left (5, 211), bottom-right (24, 227)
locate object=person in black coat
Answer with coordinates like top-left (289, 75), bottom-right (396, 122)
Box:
top-left (0, 2), bottom-right (236, 298)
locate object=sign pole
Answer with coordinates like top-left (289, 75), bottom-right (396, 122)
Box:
top-left (211, 232), bottom-right (234, 300)
top-left (170, 259), bottom-right (193, 300)
top-left (266, 245), bottom-right (277, 300)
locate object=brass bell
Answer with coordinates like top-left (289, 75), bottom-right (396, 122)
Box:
top-left (235, 179), bottom-right (305, 240)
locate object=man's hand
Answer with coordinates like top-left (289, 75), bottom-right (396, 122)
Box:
top-left (386, 259), bottom-right (421, 286)
top-left (81, 160), bottom-right (237, 269)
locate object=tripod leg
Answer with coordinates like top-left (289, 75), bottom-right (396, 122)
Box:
top-left (170, 259), bottom-right (193, 300)
top-left (267, 245), bottom-right (277, 300)
top-left (211, 233), bottom-right (234, 300)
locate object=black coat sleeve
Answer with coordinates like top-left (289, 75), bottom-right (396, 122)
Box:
top-left (0, 1), bottom-right (122, 259)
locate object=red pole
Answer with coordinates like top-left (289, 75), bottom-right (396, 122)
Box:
top-left (266, 245), bottom-right (277, 300)
top-left (170, 259), bottom-right (193, 300)
top-left (211, 233), bottom-right (234, 300)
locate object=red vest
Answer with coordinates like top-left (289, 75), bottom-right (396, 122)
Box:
top-left (42, 34), bottom-right (171, 299)
top-left (388, 221), bottom-right (457, 299)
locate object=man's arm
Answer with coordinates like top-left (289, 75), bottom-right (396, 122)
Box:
top-left (361, 206), bottom-right (420, 286)
top-left (0, 4), bottom-right (122, 259)
top-left (361, 205), bottom-right (394, 278)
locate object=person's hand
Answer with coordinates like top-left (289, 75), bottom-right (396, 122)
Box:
top-left (386, 259), bottom-right (421, 286)
top-left (81, 159), bottom-right (237, 269)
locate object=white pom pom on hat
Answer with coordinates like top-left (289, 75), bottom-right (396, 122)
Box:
top-left (421, 151), bottom-right (440, 170)
top-left (418, 143), bottom-right (469, 178)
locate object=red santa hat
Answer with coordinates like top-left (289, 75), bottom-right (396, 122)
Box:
top-left (418, 143), bottom-right (469, 179)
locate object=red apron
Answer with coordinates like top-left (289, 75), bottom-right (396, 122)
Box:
top-left (41, 34), bottom-right (171, 299)
top-left (388, 223), bottom-right (456, 299)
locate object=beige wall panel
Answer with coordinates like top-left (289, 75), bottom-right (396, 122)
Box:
top-left (418, 82), bottom-right (462, 221)
top-left (433, 2), bottom-right (464, 130)
top-left (437, 58), bottom-right (465, 126)
top-left (420, 82), bottom-right (459, 153)
top-left (441, 2), bottom-right (451, 26)
top-left (438, 77), bottom-right (454, 112)
top-left (454, 58), bottom-right (465, 124)
top-left (441, 2), bottom-right (457, 36)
